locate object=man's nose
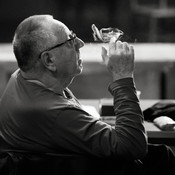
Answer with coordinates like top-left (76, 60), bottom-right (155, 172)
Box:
top-left (76, 37), bottom-right (84, 48)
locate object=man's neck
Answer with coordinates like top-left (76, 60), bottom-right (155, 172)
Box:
top-left (20, 70), bottom-right (73, 97)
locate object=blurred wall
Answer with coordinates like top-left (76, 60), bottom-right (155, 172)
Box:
top-left (0, 0), bottom-right (131, 42)
top-left (1, 0), bottom-right (175, 43)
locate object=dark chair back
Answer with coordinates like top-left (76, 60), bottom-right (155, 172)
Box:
top-left (0, 150), bottom-right (144, 175)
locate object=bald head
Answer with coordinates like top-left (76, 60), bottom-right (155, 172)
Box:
top-left (13, 15), bottom-right (69, 72)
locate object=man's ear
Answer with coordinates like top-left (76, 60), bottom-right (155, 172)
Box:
top-left (40, 51), bottom-right (56, 72)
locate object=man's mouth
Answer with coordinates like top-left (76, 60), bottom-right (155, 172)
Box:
top-left (78, 59), bottom-right (82, 65)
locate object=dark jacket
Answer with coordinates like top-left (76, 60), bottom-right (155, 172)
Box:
top-left (0, 69), bottom-right (147, 160)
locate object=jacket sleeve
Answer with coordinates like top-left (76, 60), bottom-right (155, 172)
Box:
top-left (107, 78), bottom-right (148, 159)
top-left (52, 78), bottom-right (148, 160)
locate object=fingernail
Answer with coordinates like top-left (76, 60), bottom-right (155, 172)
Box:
top-left (110, 37), bottom-right (116, 42)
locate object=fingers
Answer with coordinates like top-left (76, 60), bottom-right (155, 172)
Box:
top-left (122, 42), bottom-right (129, 51)
top-left (116, 41), bottom-right (124, 50)
top-left (116, 41), bottom-right (130, 52)
top-left (101, 46), bottom-right (108, 64)
top-left (109, 38), bottom-right (134, 56)
top-left (107, 38), bottom-right (135, 80)
top-left (109, 37), bottom-right (116, 54)
top-left (129, 45), bottom-right (134, 56)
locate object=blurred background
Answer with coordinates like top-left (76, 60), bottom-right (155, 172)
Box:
top-left (1, 0), bottom-right (175, 100)
top-left (0, 0), bottom-right (175, 43)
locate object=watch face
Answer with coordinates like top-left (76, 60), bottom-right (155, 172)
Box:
top-left (91, 24), bottom-right (124, 43)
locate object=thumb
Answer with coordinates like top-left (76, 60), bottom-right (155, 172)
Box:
top-left (101, 46), bottom-right (108, 64)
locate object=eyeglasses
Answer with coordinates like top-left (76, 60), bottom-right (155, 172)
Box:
top-left (39, 31), bottom-right (76, 57)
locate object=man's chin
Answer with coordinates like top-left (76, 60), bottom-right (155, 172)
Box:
top-left (77, 66), bottom-right (83, 75)
top-left (77, 60), bottom-right (83, 73)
